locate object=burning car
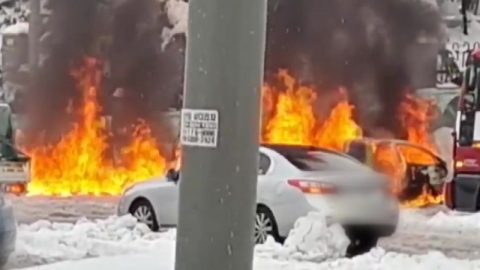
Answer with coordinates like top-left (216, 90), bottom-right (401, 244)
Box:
top-left (118, 144), bottom-right (399, 256)
top-left (344, 138), bottom-right (447, 204)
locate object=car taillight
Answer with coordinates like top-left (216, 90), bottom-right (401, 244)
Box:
top-left (383, 182), bottom-right (395, 196)
top-left (4, 183), bottom-right (26, 195)
top-left (455, 160), bottom-right (464, 168)
top-left (287, 179), bottom-right (337, 194)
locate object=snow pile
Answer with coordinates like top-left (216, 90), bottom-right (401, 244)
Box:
top-left (0, 0), bottom-right (29, 31)
top-left (12, 215), bottom-right (171, 265)
top-left (161, 0), bottom-right (188, 50)
top-left (1, 21), bottom-right (27, 35)
top-left (256, 212), bottom-right (350, 263)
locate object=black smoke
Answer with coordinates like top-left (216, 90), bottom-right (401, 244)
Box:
top-left (24, 0), bottom-right (103, 144)
top-left (24, 0), bottom-right (445, 147)
top-left (108, 0), bottom-right (181, 159)
top-left (264, 0), bottom-right (445, 136)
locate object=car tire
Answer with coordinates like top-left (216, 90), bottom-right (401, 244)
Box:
top-left (346, 234), bottom-right (378, 257)
top-left (255, 206), bottom-right (282, 245)
top-left (0, 254), bottom-right (9, 268)
top-left (344, 226), bottom-right (379, 257)
top-left (129, 198), bottom-right (160, 231)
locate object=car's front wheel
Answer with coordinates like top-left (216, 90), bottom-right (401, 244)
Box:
top-left (129, 198), bottom-right (160, 231)
top-left (255, 206), bottom-right (282, 244)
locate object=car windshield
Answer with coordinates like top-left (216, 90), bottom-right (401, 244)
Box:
top-left (283, 150), bottom-right (370, 172)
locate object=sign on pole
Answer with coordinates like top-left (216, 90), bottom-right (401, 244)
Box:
top-left (180, 109), bottom-right (219, 147)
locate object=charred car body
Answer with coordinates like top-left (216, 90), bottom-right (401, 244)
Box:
top-left (344, 138), bottom-right (447, 203)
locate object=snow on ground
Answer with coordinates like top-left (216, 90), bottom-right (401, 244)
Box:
top-left (380, 207), bottom-right (480, 259)
top-left (8, 195), bottom-right (118, 224)
top-left (6, 214), bottom-right (177, 269)
top-left (1, 21), bottom-right (27, 35)
top-left (16, 211), bottom-right (480, 270)
top-left (7, 195), bottom-right (480, 268)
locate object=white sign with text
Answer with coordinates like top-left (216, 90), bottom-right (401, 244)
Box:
top-left (180, 109), bottom-right (219, 147)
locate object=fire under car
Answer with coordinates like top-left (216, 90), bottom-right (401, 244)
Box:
top-left (344, 138), bottom-right (448, 203)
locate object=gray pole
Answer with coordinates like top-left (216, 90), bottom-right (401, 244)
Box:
top-left (174, 0), bottom-right (267, 269)
top-left (28, 0), bottom-right (41, 73)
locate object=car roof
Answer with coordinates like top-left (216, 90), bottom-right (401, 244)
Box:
top-left (346, 138), bottom-right (444, 162)
top-left (260, 143), bottom-right (352, 159)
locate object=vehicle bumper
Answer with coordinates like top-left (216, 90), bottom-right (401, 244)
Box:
top-left (0, 203), bottom-right (17, 256)
top-left (305, 195), bottom-right (399, 226)
top-left (446, 174), bottom-right (480, 212)
top-left (117, 196), bottom-right (129, 216)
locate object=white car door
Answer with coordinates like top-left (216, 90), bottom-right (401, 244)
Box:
top-left (170, 180), bottom-right (180, 225)
top-left (256, 151), bottom-right (278, 207)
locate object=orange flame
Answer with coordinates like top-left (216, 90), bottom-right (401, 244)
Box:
top-left (262, 70), bottom-right (362, 150)
top-left (24, 58), bottom-right (167, 196)
top-left (23, 64), bottom-right (442, 207)
top-left (261, 70), bottom-right (442, 207)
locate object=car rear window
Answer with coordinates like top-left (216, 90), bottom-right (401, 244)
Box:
top-left (283, 151), bottom-right (370, 172)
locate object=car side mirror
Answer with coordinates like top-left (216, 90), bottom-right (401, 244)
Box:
top-left (166, 169), bottom-right (179, 183)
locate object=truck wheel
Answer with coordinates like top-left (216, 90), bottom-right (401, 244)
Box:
top-left (444, 181), bottom-right (454, 210)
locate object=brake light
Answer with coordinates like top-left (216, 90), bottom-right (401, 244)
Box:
top-left (287, 179), bottom-right (337, 194)
top-left (4, 183), bottom-right (26, 195)
top-left (455, 160), bottom-right (464, 168)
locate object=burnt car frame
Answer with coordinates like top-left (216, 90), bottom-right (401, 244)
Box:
top-left (344, 138), bottom-right (448, 203)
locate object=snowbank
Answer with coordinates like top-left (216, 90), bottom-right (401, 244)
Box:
top-left (11, 215), bottom-right (175, 265)
top-left (1, 21), bottom-right (28, 35)
top-left (256, 212), bottom-right (350, 263)
top-left (161, 0), bottom-right (188, 50)
top-left (22, 234), bottom-right (480, 270)
top-left (13, 209), bottom-right (480, 270)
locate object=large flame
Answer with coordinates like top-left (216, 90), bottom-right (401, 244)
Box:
top-left (22, 64), bottom-right (442, 207)
top-left (24, 58), bottom-right (167, 196)
top-left (262, 70), bottom-right (362, 150)
top-left (261, 70), bottom-right (442, 206)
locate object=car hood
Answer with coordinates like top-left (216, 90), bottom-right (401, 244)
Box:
top-left (126, 176), bottom-right (175, 193)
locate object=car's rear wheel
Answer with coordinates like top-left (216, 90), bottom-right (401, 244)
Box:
top-left (0, 254), bottom-right (9, 268)
top-left (344, 226), bottom-right (379, 257)
top-left (255, 206), bottom-right (282, 244)
top-left (129, 198), bottom-right (159, 231)
top-left (347, 234), bottom-right (378, 257)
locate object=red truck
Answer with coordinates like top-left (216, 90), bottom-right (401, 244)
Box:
top-left (445, 48), bottom-right (480, 211)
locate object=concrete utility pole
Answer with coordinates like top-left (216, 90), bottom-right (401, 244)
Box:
top-left (28, 0), bottom-right (41, 73)
top-left (174, 0), bottom-right (267, 269)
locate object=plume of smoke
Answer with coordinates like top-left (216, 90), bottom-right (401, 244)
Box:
top-left (109, 0), bottom-right (182, 160)
top-left (24, 0), bottom-right (103, 144)
top-left (159, 0), bottom-right (444, 136)
top-left (265, 0), bottom-right (446, 136)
